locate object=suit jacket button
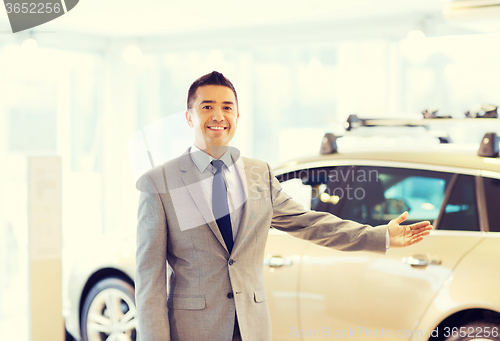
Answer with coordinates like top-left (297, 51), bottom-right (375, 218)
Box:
top-left (228, 259), bottom-right (234, 266)
top-left (227, 292), bottom-right (234, 299)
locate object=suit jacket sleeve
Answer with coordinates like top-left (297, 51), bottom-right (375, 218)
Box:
top-left (267, 163), bottom-right (387, 253)
top-left (135, 174), bottom-right (170, 341)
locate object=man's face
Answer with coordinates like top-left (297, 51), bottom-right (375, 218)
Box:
top-left (186, 85), bottom-right (239, 152)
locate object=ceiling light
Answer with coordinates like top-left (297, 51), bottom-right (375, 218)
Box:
top-left (21, 38), bottom-right (38, 50)
top-left (123, 45), bottom-right (142, 64)
top-left (407, 29), bottom-right (426, 41)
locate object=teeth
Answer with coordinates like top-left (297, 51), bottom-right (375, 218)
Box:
top-left (209, 127), bottom-right (225, 130)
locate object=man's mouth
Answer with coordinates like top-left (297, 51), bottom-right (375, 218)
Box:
top-left (208, 126), bottom-right (227, 131)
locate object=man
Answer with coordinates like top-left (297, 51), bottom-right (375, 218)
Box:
top-left (135, 71), bottom-right (432, 341)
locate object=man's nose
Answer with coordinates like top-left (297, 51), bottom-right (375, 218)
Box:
top-left (211, 108), bottom-right (225, 121)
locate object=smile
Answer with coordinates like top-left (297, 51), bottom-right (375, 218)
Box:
top-left (208, 126), bottom-right (227, 130)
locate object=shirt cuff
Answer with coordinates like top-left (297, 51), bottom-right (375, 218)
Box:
top-left (386, 229), bottom-right (390, 250)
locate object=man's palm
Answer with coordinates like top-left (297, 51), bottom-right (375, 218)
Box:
top-left (388, 211), bottom-right (433, 248)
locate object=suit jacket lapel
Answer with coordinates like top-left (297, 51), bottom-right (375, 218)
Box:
top-left (179, 149), bottom-right (229, 253)
top-left (232, 156), bottom-right (254, 254)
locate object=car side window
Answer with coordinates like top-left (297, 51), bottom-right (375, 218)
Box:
top-left (482, 176), bottom-right (500, 232)
top-left (277, 166), bottom-right (348, 214)
top-left (279, 178), bottom-right (313, 210)
top-left (337, 166), bottom-right (452, 226)
top-left (439, 175), bottom-right (480, 231)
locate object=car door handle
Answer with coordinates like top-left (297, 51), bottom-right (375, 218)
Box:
top-left (402, 255), bottom-right (441, 268)
top-left (265, 256), bottom-right (293, 268)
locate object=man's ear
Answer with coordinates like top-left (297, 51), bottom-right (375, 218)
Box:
top-left (185, 110), bottom-right (194, 128)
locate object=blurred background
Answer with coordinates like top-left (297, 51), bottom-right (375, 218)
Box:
top-left (1, 0), bottom-right (500, 339)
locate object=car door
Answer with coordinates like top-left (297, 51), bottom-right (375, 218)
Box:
top-left (264, 229), bottom-right (307, 341)
top-left (265, 166), bottom-right (348, 340)
top-left (264, 176), bottom-right (310, 340)
top-left (297, 166), bottom-right (486, 339)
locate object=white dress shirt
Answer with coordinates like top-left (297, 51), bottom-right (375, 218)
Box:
top-left (189, 145), bottom-right (245, 242)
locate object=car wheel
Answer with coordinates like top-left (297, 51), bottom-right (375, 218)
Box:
top-left (445, 321), bottom-right (500, 341)
top-left (65, 327), bottom-right (76, 341)
top-left (80, 277), bottom-right (137, 341)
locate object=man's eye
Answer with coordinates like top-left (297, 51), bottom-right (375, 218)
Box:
top-left (224, 107), bottom-right (233, 111)
top-left (202, 106), bottom-right (212, 110)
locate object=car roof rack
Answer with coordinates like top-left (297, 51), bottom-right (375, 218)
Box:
top-left (320, 131), bottom-right (499, 157)
top-left (344, 113), bottom-right (499, 132)
top-left (320, 133), bottom-right (340, 155)
top-left (478, 132), bottom-right (499, 157)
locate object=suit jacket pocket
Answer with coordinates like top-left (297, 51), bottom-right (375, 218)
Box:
top-left (254, 288), bottom-right (267, 303)
top-left (167, 295), bottom-right (206, 310)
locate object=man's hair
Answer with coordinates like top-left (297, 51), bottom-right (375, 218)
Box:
top-left (187, 71), bottom-right (238, 110)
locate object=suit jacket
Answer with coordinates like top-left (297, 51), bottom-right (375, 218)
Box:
top-left (135, 148), bottom-right (387, 341)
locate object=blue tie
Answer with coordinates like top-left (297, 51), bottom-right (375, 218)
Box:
top-left (212, 160), bottom-right (234, 253)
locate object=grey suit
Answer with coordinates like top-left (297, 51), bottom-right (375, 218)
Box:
top-left (135, 148), bottom-right (387, 341)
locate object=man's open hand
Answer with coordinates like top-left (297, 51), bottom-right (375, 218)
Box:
top-left (387, 211), bottom-right (433, 248)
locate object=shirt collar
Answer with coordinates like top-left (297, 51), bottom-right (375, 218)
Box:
top-left (190, 145), bottom-right (233, 173)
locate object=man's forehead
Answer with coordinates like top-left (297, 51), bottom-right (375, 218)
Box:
top-left (194, 85), bottom-right (236, 103)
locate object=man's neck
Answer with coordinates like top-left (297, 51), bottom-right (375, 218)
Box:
top-left (195, 143), bottom-right (228, 159)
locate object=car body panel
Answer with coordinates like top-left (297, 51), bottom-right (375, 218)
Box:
top-left (263, 229), bottom-right (307, 340)
top-left (445, 235), bottom-right (500, 309)
top-left (410, 234), bottom-right (500, 341)
top-left (297, 231), bottom-right (486, 339)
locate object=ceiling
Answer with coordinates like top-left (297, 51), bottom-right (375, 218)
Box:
top-left (0, 0), bottom-right (445, 37)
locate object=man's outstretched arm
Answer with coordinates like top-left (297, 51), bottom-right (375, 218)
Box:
top-left (266, 163), bottom-right (432, 252)
top-left (266, 163), bottom-right (388, 253)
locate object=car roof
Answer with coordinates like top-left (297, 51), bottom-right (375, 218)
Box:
top-left (274, 148), bottom-right (500, 176)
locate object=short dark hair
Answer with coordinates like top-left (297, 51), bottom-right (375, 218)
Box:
top-left (187, 71), bottom-right (238, 110)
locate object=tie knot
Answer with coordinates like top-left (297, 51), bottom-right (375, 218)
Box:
top-left (212, 160), bottom-right (224, 174)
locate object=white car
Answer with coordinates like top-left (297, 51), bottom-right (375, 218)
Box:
top-left (64, 131), bottom-right (500, 341)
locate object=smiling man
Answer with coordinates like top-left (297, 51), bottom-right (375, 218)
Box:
top-left (135, 71), bottom-right (433, 341)
top-left (185, 83), bottom-right (239, 159)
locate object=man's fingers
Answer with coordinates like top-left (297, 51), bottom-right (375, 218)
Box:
top-left (409, 230), bottom-right (431, 245)
top-left (411, 225), bottom-right (433, 235)
top-left (414, 230), bottom-right (431, 238)
top-left (395, 211), bottom-right (409, 224)
top-left (409, 221), bottom-right (431, 229)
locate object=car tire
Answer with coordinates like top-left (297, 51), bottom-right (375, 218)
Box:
top-left (65, 327), bottom-right (76, 341)
top-left (445, 321), bottom-right (500, 341)
top-left (80, 277), bottom-right (137, 341)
